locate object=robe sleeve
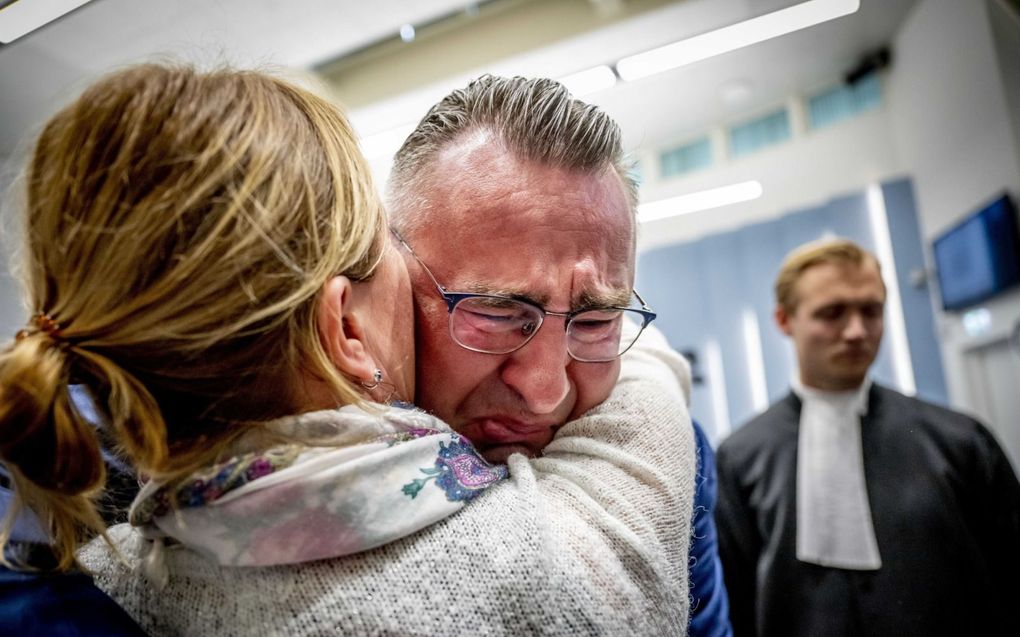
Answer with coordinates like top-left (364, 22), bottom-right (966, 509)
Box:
top-left (970, 423), bottom-right (1020, 633)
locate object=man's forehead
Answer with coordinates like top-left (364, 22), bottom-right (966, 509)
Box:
top-left (797, 261), bottom-right (886, 305)
top-left (809, 260), bottom-right (884, 283)
top-left (424, 135), bottom-right (633, 223)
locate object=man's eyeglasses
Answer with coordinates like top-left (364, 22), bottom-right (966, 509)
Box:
top-left (391, 228), bottom-right (656, 363)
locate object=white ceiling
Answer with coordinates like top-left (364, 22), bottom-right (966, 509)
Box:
top-left (0, 0), bottom-right (477, 153)
top-left (0, 0), bottom-right (917, 164)
top-left (1, 0), bottom-right (475, 71)
top-left (336, 0), bottom-right (916, 181)
top-left (589, 0), bottom-right (916, 150)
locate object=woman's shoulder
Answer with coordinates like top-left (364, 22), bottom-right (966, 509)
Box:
top-left (80, 486), bottom-right (684, 635)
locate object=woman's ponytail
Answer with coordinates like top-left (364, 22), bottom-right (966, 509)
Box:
top-left (73, 347), bottom-right (169, 475)
top-left (0, 330), bottom-right (106, 570)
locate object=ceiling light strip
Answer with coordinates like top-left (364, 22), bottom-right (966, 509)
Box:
top-left (617, 0), bottom-right (861, 82)
top-left (638, 180), bottom-right (763, 223)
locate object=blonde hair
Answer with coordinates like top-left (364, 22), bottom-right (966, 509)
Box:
top-left (774, 238), bottom-right (883, 313)
top-left (0, 64), bottom-right (386, 570)
top-left (388, 74), bottom-right (635, 237)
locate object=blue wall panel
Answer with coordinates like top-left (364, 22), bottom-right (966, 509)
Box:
top-left (735, 219), bottom-right (788, 403)
top-left (882, 178), bottom-right (949, 404)
top-left (636, 236), bottom-right (713, 430)
top-left (701, 231), bottom-right (758, 430)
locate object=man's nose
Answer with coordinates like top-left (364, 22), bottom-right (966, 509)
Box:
top-left (843, 312), bottom-right (868, 340)
top-left (499, 320), bottom-right (571, 415)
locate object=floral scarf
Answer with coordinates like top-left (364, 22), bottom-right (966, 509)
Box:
top-left (129, 403), bottom-right (506, 585)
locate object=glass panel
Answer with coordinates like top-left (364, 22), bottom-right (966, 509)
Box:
top-left (808, 72), bottom-right (883, 130)
top-left (729, 109), bottom-right (791, 158)
top-left (659, 137), bottom-right (713, 178)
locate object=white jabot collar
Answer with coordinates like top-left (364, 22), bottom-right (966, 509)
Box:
top-left (792, 377), bottom-right (882, 570)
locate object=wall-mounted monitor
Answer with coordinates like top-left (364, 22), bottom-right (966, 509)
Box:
top-left (933, 192), bottom-right (1020, 311)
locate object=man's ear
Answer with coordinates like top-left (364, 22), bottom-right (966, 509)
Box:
top-left (317, 276), bottom-right (377, 384)
top-left (775, 304), bottom-right (794, 337)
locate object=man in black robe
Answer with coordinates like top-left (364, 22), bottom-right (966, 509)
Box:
top-left (715, 238), bottom-right (1020, 637)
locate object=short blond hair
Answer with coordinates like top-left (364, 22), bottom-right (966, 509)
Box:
top-left (775, 238), bottom-right (883, 313)
top-left (0, 64), bottom-right (385, 570)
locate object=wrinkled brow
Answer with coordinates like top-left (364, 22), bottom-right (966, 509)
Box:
top-left (457, 280), bottom-right (632, 310)
top-left (578, 288), bottom-right (633, 309)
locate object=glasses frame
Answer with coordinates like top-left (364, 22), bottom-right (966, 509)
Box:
top-left (391, 227), bottom-right (657, 362)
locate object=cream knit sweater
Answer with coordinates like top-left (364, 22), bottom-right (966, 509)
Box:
top-left (79, 326), bottom-right (696, 636)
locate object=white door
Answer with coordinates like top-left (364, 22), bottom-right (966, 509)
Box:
top-left (963, 338), bottom-right (1020, 472)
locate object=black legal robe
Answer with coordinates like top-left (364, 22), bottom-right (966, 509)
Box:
top-left (715, 383), bottom-right (1020, 637)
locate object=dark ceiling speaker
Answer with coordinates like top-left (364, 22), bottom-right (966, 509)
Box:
top-left (845, 47), bottom-right (892, 86)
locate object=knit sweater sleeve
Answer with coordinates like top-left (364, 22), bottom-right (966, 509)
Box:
top-left (528, 323), bottom-right (696, 598)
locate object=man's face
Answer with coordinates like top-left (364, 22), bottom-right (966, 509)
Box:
top-left (404, 132), bottom-right (635, 463)
top-left (776, 259), bottom-right (886, 391)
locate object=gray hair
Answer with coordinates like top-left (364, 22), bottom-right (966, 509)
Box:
top-left (387, 74), bottom-right (636, 236)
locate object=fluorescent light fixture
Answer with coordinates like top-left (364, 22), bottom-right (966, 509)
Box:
top-left (558, 65), bottom-right (617, 97)
top-left (866, 183), bottom-right (916, 395)
top-left (617, 0), bottom-right (860, 82)
top-left (638, 180), bottom-right (763, 223)
top-left (0, 0), bottom-right (95, 43)
top-left (705, 339), bottom-right (732, 440)
top-left (359, 123), bottom-right (415, 160)
top-left (742, 308), bottom-right (770, 412)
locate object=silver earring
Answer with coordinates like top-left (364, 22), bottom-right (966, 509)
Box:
top-left (361, 368), bottom-right (383, 390)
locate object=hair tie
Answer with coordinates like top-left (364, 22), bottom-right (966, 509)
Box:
top-left (15, 313), bottom-right (63, 342)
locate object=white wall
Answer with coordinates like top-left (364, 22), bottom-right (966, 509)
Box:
top-left (0, 38), bottom-right (90, 337)
top-left (887, 0), bottom-right (1020, 425)
top-left (988, 0), bottom-right (1020, 195)
top-left (0, 153), bottom-right (26, 336)
top-left (888, 0), bottom-right (1020, 238)
top-left (636, 101), bottom-right (906, 252)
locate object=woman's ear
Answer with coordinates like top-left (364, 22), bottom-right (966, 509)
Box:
top-left (317, 276), bottom-right (378, 384)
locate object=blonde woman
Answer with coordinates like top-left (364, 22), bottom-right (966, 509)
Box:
top-left (0, 65), bottom-right (695, 635)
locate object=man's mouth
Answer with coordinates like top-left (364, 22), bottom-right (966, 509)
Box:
top-left (837, 348), bottom-right (872, 361)
top-left (467, 418), bottom-right (557, 464)
top-left (477, 417), bottom-right (553, 440)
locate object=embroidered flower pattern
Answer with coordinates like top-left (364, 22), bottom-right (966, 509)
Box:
top-left (131, 446), bottom-right (302, 525)
top-left (402, 435), bottom-right (508, 502)
top-left (382, 428), bottom-right (443, 447)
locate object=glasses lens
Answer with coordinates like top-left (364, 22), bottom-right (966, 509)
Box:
top-left (451, 297), bottom-right (543, 354)
top-left (565, 309), bottom-right (627, 362)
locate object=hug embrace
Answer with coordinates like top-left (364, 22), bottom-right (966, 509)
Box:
top-left (0, 65), bottom-right (704, 635)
